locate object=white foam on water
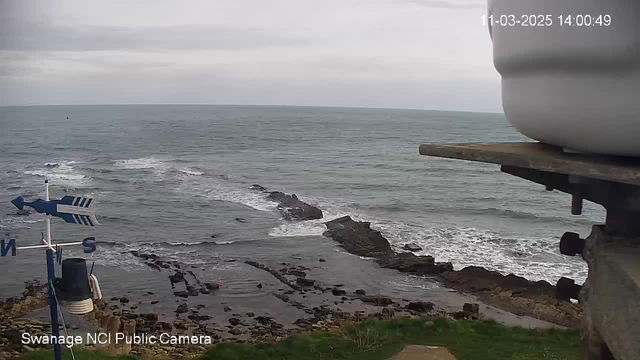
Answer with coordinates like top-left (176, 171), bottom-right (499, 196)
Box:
top-left (167, 241), bottom-right (206, 246)
top-left (178, 169), bottom-right (204, 176)
top-left (179, 178), bottom-right (277, 212)
top-left (113, 157), bottom-right (168, 175)
top-left (268, 222), bottom-right (327, 237)
top-left (267, 195), bottom-right (359, 238)
top-left (0, 216), bottom-right (45, 230)
top-left (391, 275), bottom-right (441, 291)
top-left (267, 194), bottom-right (373, 238)
top-left (24, 171), bottom-right (86, 181)
top-left (271, 194), bottom-right (586, 284)
top-left (205, 186), bottom-right (274, 211)
top-left (23, 161), bottom-right (88, 187)
top-left (373, 221), bottom-right (587, 284)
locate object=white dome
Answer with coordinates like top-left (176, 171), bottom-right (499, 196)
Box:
top-left (489, 0), bottom-right (640, 156)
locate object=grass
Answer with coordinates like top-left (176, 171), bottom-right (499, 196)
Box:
top-left (16, 318), bottom-right (582, 360)
top-left (203, 318), bottom-right (581, 360)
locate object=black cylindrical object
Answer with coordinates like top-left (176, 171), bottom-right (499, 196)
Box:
top-left (556, 277), bottom-right (582, 302)
top-left (560, 232), bottom-right (586, 257)
top-left (57, 258), bottom-right (92, 301)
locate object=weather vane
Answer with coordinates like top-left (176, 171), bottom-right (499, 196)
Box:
top-left (2, 180), bottom-right (102, 360)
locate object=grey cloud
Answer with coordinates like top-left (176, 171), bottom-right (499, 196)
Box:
top-left (1, 21), bottom-right (305, 52)
top-left (406, 0), bottom-right (484, 9)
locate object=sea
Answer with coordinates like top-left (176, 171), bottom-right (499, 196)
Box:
top-left (0, 105), bottom-right (601, 301)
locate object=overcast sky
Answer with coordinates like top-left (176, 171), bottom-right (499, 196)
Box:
top-left (0, 0), bottom-right (502, 112)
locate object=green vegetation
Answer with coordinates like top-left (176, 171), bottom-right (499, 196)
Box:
top-left (17, 348), bottom-right (135, 360)
top-left (17, 318), bottom-right (582, 360)
top-left (204, 318), bottom-right (581, 360)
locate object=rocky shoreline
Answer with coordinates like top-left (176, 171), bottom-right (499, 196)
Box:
top-left (1, 186), bottom-right (582, 358)
top-left (1, 263), bottom-right (480, 359)
top-left (323, 215), bottom-right (583, 328)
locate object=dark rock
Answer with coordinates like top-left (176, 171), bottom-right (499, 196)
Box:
top-left (176, 304), bottom-right (188, 314)
top-left (319, 258), bottom-right (326, 262)
top-left (3, 328), bottom-right (22, 345)
top-left (174, 321), bottom-right (189, 330)
top-left (150, 301), bottom-right (160, 305)
top-left (355, 289), bottom-right (366, 295)
top-left (406, 301), bottom-right (434, 313)
top-left (255, 316), bottom-right (273, 325)
top-left (119, 297), bottom-right (130, 304)
top-left (288, 270), bottom-right (307, 277)
top-left (444, 266), bottom-right (553, 296)
top-left (16, 209), bottom-right (31, 216)
top-left (249, 184), bottom-right (267, 191)
top-left (359, 295), bottom-right (394, 306)
top-left (266, 191), bottom-right (323, 220)
top-left (245, 261), bottom-right (301, 291)
top-left (204, 282), bottom-right (220, 291)
top-left (246, 312), bottom-right (255, 317)
top-left (257, 283), bottom-right (263, 289)
top-left (380, 307), bottom-right (395, 319)
top-left (174, 291), bottom-right (189, 298)
top-left (142, 313), bottom-right (158, 322)
top-left (169, 271), bottom-right (185, 286)
top-left (323, 216), bottom-right (393, 257)
top-left (186, 285), bottom-right (199, 296)
top-left (331, 288), bottom-right (347, 296)
top-left (224, 306), bottom-right (232, 312)
top-left (189, 314), bottom-right (211, 322)
top-left (199, 287), bottom-right (210, 295)
top-left (274, 293), bottom-right (289, 302)
top-left (463, 303), bottom-right (480, 317)
top-left (235, 217), bottom-right (248, 223)
top-left (228, 318), bottom-right (241, 326)
top-left (229, 328), bottom-right (242, 335)
top-left (296, 278), bottom-right (315, 287)
top-left (377, 253), bottom-right (453, 275)
top-left (402, 243), bottom-right (423, 252)
top-left (294, 318), bottom-right (311, 328)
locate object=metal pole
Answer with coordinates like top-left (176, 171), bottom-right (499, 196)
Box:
top-left (45, 180), bottom-right (63, 360)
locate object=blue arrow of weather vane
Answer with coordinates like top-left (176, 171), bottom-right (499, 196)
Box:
top-left (11, 195), bottom-right (99, 226)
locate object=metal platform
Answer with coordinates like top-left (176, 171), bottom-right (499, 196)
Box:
top-left (420, 142), bottom-right (640, 360)
top-left (419, 142), bottom-right (640, 186)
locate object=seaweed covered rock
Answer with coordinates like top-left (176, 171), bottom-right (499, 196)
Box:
top-left (323, 216), bottom-right (393, 258)
top-left (266, 192), bottom-right (323, 220)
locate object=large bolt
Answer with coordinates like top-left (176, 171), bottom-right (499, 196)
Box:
top-left (556, 277), bottom-right (582, 301)
top-left (560, 232), bottom-right (586, 256)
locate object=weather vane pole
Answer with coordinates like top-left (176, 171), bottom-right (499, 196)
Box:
top-left (43, 180), bottom-right (63, 360)
top-left (5, 180), bottom-right (100, 360)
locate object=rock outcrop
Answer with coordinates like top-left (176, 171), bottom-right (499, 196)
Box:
top-left (323, 216), bottom-right (393, 258)
top-left (377, 253), bottom-right (453, 275)
top-left (402, 243), bottom-right (422, 252)
top-left (322, 216), bottom-right (583, 328)
top-left (266, 191), bottom-right (323, 221)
